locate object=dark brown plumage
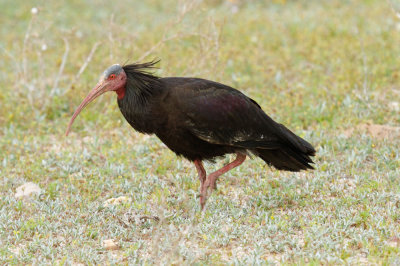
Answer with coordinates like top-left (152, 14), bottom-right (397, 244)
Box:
top-left (66, 60), bottom-right (316, 209)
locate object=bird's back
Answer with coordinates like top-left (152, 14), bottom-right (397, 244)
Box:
top-left (148, 77), bottom-right (315, 170)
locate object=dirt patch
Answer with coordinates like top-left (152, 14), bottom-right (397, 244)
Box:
top-left (343, 123), bottom-right (400, 139)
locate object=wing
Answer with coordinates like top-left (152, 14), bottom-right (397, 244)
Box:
top-left (166, 78), bottom-right (283, 149)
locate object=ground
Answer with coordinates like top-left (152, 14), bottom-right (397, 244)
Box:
top-left (1, 0), bottom-right (400, 264)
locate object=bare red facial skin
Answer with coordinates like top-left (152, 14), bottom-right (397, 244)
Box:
top-left (114, 72), bottom-right (126, 99)
top-left (115, 86), bottom-right (126, 99)
top-left (65, 70), bottom-right (127, 136)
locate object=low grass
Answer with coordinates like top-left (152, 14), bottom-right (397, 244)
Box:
top-left (1, 0), bottom-right (400, 264)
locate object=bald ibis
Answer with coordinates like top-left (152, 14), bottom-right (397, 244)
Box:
top-left (66, 61), bottom-right (315, 209)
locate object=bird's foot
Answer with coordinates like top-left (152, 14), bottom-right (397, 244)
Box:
top-left (211, 181), bottom-right (218, 191)
top-left (199, 179), bottom-right (214, 210)
top-left (200, 197), bottom-right (206, 210)
top-left (207, 173), bottom-right (219, 191)
top-left (199, 171), bottom-right (223, 210)
top-left (199, 190), bottom-right (207, 210)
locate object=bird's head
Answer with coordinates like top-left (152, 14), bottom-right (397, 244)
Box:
top-left (65, 64), bottom-right (127, 136)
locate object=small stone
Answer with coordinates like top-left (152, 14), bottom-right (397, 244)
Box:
top-left (231, 5), bottom-right (239, 14)
top-left (103, 239), bottom-right (119, 250)
top-left (389, 101), bottom-right (399, 112)
top-left (10, 245), bottom-right (24, 255)
top-left (15, 182), bottom-right (42, 199)
top-left (388, 237), bottom-right (400, 248)
top-left (75, 30), bottom-right (83, 39)
top-left (103, 196), bottom-right (131, 207)
top-left (250, 35), bottom-right (258, 43)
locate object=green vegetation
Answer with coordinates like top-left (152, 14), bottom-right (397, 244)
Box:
top-left (1, 0), bottom-right (400, 264)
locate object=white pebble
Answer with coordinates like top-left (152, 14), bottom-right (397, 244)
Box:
top-left (15, 182), bottom-right (42, 199)
top-left (103, 196), bottom-right (131, 207)
top-left (231, 5), bottom-right (239, 14)
top-left (103, 239), bottom-right (119, 250)
top-left (389, 101), bottom-right (399, 111)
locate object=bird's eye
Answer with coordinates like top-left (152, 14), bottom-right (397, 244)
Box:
top-left (109, 74), bottom-right (116, 80)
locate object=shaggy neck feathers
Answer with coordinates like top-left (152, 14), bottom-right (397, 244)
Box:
top-left (117, 60), bottom-right (162, 133)
top-left (120, 60), bottom-right (160, 104)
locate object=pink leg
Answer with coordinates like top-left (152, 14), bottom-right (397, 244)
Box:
top-left (194, 154), bottom-right (246, 210)
top-left (206, 153), bottom-right (246, 192)
top-left (194, 159), bottom-right (207, 208)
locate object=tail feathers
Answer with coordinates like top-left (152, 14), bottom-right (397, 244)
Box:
top-left (256, 146), bottom-right (314, 172)
top-left (276, 124), bottom-right (316, 156)
top-left (234, 125), bottom-right (316, 171)
top-left (234, 121), bottom-right (315, 171)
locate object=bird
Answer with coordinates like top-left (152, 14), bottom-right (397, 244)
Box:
top-left (66, 60), bottom-right (316, 209)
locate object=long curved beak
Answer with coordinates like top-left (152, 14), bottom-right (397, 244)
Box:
top-left (65, 80), bottom-right (108, 136)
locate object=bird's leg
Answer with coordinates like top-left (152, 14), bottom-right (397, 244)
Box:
top-left (194, 159), bottom-right (207, 209)
top-left (206, 153), bottom-right (246, 192)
